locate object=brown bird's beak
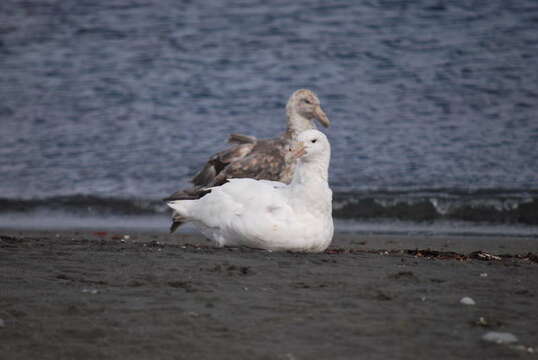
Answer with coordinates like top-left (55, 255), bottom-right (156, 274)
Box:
top-left (289, 141), bottom-right (307, 161)
top-left (314, 105), bottom-right (330, 128)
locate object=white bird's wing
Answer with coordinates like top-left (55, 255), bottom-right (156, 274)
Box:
top-left (191, 178), bottom-right (293, 243)
top-left (205, 178), bottom-right (288, 214)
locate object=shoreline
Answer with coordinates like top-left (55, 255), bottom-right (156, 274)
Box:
top-left (2, 228), bottom-right (537, 254)
top-left (1, 229), bottom-right (537, 359)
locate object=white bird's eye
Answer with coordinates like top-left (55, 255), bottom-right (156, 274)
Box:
top-left (303, 99), bottom-right (312, 104)
top-left (311, 139), bottom-right (317, 143)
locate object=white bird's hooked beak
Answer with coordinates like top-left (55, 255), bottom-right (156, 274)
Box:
top-left (289, 141), bottom-right (307, 161)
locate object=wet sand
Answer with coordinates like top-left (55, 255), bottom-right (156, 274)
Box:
top-left (1, 230), bottom-right (537, 359)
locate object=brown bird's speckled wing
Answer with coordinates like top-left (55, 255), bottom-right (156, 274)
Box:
top-left (210, 137), bottom-right (293, 186)
top-left (227, 133), bottom-right (258, 145)
top-left (164, 136), bottom-right (293, 202)
top-left (163, 142), bottom-right (254, 202)
top-left (191, 142), bottom-right (256, 187)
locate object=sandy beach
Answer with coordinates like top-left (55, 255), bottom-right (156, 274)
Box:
top-left (1, 230), bottom-right (536, 359)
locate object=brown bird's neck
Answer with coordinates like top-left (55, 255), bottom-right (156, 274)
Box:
top-left (286, 112), bottom-right (317, 139)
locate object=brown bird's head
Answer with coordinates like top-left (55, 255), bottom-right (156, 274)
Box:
top-left (286, 89), bottom-right (331, 133)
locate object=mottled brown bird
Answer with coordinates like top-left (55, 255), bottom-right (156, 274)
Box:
top-left (165, 89), bottom-right (331, 232)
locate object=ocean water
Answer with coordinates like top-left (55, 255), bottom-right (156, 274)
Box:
top-left (1, 0), bottom-right (537, 234)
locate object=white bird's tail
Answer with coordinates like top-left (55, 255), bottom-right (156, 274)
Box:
top-left (167, 200), bottom-right (195, 233)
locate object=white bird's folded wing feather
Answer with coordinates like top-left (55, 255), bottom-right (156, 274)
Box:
top-left (189, 178), bottom-right (293, 244)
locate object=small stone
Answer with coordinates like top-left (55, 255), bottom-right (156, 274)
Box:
top-left (82, 288), bottom-right (99, 294)
top-left (123, 235), bottom-right (130, 240)
top-left (460, 296), bottom-right (476, 305)
top-left (480, 273), bottom-right (488, 277)
top-left (511, 345), bottom-right (535, 353)
top-left (482, 331), bottom-right (518, 344)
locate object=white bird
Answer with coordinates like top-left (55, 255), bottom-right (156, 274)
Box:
top-left (166, 129), bottom-right (334, 253)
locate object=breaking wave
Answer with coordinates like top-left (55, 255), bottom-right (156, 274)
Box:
top-left (1, 189), bottom-right (537, 225)
top-left (333, 189), bottom-right (538, 225)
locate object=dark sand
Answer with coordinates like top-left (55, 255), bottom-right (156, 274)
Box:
top-left (1, 230), bottom-right (537, 359)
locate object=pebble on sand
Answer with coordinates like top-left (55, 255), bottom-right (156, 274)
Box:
top-left (460, 296), bottom-right (476, 305)
top-left (82, 288), bottom-right (99, 294)
top-left (482, 331), bottom-right (518, 344)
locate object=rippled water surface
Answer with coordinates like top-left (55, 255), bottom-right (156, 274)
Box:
top-left (1, 0), bottom-right (537, 228)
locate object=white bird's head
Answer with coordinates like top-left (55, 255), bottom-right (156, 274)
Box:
top-left (286, 89), bottom-right (331, 131)
top-left (289, 129), bottom-right (331, 163)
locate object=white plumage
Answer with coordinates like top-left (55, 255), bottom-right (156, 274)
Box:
top-left (167, 129), bottom-right (333, 253)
